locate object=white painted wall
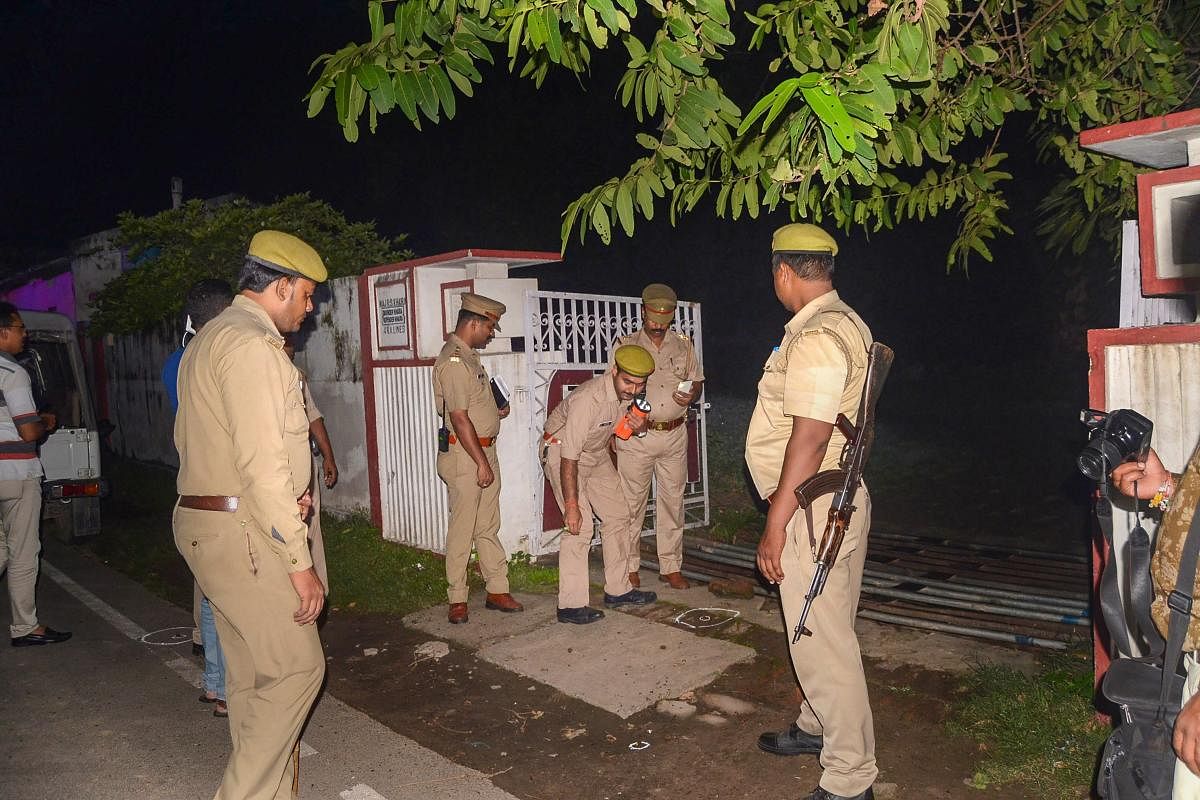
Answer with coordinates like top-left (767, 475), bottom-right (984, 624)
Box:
top-left (292, 277), bottom-right (371, 515)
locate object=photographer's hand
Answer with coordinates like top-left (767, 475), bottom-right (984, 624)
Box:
top-left (1111, 448), bottom-right (1172, 500)
top-left (1176, 692), bottom-right (1200, 776)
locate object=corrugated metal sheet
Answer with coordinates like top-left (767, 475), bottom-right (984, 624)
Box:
top-left (373, 365), bottom-right (449, 551)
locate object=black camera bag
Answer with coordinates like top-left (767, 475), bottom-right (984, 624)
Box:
top-left (1095, 492), bottom-right (1200, 799)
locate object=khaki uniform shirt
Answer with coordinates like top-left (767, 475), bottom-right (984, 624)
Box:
top-left (744, 290), bottom-right (872, 499)
top-left (432, 334), bottom-right (499, 438)
top-left (175, 295), bottom-right (314, 572)
top-left (300, 373), bottom-right (322, 425)
top-left (611, 329), bottom-right (704, 423)
top-left (1151, 441), bottom-right (1200, 647)
top-left (544, 374), bottom-right (622, 466)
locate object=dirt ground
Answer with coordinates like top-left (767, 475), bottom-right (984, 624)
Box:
top-left (320, 603), bottom-right (1044, 800)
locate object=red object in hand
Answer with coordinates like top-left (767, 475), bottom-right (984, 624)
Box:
top-left (613, 396), bottom-right (651, 440)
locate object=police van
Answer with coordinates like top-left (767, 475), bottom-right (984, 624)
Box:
top-left (17, 311), bottom-right (107, 541)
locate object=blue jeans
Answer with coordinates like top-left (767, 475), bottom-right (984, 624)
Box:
top-left (200, 596), bottom-right (226, 701)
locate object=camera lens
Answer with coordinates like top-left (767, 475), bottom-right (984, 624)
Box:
top-left (1077, 439), bottom-right (1123, 481)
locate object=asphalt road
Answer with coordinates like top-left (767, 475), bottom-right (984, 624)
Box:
top-left (0, 537), bottom-right (518, 800)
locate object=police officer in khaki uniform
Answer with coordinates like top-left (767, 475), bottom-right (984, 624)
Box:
top-left (612, 284), bottom-right (704, 590)
top-left (542, 346), bottom-right (659, 624)
top-left (433, 293), bottom-right (523, 624)
top-left (174, 230), bottom-right (327, 800)
top-left (746, 224), bottom-right (876, 800)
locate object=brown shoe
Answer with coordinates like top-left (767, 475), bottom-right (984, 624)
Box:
top-left (484, 593), bottom-right (524, 613)
top-left (659, 572), bottom-right (691, 590)
top-left (448, 602), bottom-right (469, 624)
top-left (628, 571), bottom-right (641, 588)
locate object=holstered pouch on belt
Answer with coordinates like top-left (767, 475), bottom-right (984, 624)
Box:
top-left (438, 425), bottom-right (450, 453)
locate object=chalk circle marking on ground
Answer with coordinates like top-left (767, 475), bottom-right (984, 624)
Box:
top-left (673, 607), bottom-right (740, 630)
top-left (140, 626), bottom-right (196, 646)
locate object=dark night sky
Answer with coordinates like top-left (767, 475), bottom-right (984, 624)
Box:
top-left (0, 1), bottom-right (1106, 404)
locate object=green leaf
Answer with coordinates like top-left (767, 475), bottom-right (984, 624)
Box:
top-left (368, 71), bottom-right (396, 112)
top-left (762, 78), bottom-right (800, 132)
top-left (635, 132), bottom-right (659, 150)
top-left (414, 69), bottom-right (440, 121)
top-left (590, 201), bottom-right (612, 244)
top-left (335, 71), bottom-right (352, 124)
top-left (354, 64), bottom-right (383, 91)
top-left (700, 19), bottom-right (735, 47)
top-left (695, 0), bottom-right (729, 25)
top-left (394, 72), bottom-right (419, 122)
top-left (964, 44), bottom-right (1000, 65)
top-left (585, 0), bottom-right (620, 34)
top-left (635, 175), bottom-right (654, 217)
top-left (306, 85), bottom-right (330, 118)
top-left (859, 63), bottom-right (896, 114)
top-left (446, 65), bottom-right (474, 96)
top-left (369, 1), bottom-right (384, 43)
top-left (674, 100), bottom-right (710, 147)
top-left (614, 181), bottom-right (635, 235)
top-left (661, 41), bottom-right (705, 76)
top-left (544, 10), bottom-right (563, 63)
top-left (508, 10), bottom-right (526, 60)
top-left (583, 6), bottom-right (608, 48)
top-left (428, 63), bottom-right (456, 119)
top-left (802, 83), bottom-right (857, 152)
top-left (445, 50), bottom-right (482, 83)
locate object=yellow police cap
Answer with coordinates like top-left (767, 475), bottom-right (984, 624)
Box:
top-left (247, 230), bottom-right (328, 283)
top-left (460, 292), bottom-right (506, 332)
top-left (771, 223), bottom-right (838, 256)
top-left (642, 283), bottom-right (677, 324)
top-left (614, 344), bottom-right (655, 378)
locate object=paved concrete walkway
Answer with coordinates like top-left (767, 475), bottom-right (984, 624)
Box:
top-left (404, 593), bottom-right (755, 718)
top-left (0, 539), bottom-right (518, 800)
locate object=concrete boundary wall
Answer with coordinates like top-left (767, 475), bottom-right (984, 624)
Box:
top-left (102, 276), bottom-right (371, 515)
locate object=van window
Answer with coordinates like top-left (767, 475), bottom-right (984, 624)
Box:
top-left (17, 340), bottom-right (83, 429)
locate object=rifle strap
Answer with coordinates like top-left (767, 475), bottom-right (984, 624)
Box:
top-left (1159, 493), bottom-right (1200, 711)
top-left (803, 503), bottom-right (817, 559)
top-left (1097, 479), bottom-right (1166, 657)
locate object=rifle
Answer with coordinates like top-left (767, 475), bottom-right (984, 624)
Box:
top-left (790, 341), bottom-right (894, 643)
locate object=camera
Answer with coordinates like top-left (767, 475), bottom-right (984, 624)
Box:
top-left (1077, 408), bottom-right (1153, 481)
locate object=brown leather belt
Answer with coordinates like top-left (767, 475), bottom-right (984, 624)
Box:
top-left (448, 434), bottom-right (496, 447)
top-left (648, 417), bottom-right (686, 432)
top-left (179, 495), bottom-right (239, 512)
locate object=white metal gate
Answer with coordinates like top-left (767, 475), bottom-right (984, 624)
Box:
top-left (523, 290), bottom-right (710, 554)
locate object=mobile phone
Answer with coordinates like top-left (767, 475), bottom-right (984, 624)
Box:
top-left (676, 380), bottom-right (693, 394)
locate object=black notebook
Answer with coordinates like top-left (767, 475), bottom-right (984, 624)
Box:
top-left (490, 376), bottom-right (511, 409)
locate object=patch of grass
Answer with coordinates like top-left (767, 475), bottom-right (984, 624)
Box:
top-left (84, 457), bottom-right (191, 608)
top-left (503, 551), bottom-right (558, 593)
top-left (708, 507), bottom-right (764, 544)
top-left (324, 516), bottom-right (558, 614)
top-left (945, 651), bottom-right (1108, 797)
top-left (324, 513), bottom-right (448, 615)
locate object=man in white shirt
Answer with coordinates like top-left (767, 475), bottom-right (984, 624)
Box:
top-left (0, 302), bottom-right (70, 647)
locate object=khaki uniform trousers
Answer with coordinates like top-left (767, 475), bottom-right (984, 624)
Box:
top-left (779, 488), bottom-right (876, 798)
top-left (542, 445), bottom-right (633, 608)
top-left (617, 425), bottom-right (688, 575)
top-left (0, 477), bottom-right (42, 638)
top-left (436, 444), bottom-right (509, 604)
top-left (174, 505), bottom-right (325, 800)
